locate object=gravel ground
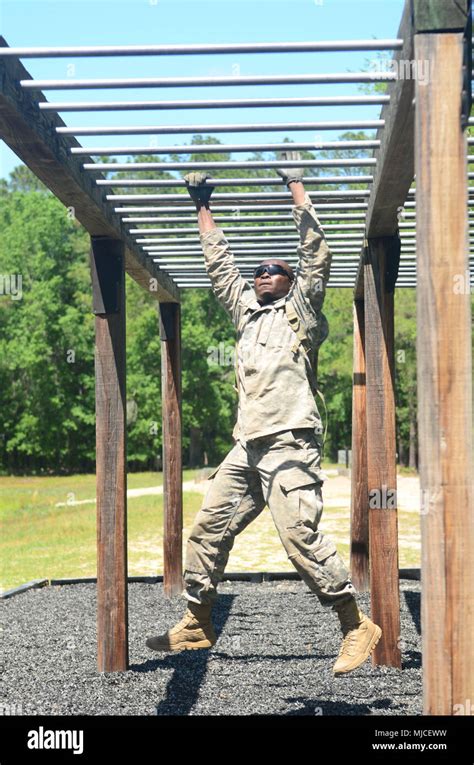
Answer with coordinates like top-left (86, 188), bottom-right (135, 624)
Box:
top-left (0, 579), bottom-right (422, 716)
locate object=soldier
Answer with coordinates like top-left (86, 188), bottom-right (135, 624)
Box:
top-left (146, 153), bottom-right (382, 675)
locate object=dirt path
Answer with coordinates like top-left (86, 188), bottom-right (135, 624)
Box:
top-left (125, 470), bottom-right (421, 575)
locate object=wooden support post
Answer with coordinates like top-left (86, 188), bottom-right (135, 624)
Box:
top-left (415, 27), bottom-right (474, 716)
top-left (350, 299), bottom-right (369, 591)
top-left (90, 236), bottom-right (128, 673)
top-left (159, 302), bottom-right (183, 598)
top-left (364, 237), bottom-right (401, 668)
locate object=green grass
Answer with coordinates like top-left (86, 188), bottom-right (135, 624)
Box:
top-left (0, 469), bottom-right (421, 592)
top-left (0, 472), bottom-right (202, 592)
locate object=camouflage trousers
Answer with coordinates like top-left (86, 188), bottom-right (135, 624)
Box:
top-left (182, 427), bottom-right (357, 608)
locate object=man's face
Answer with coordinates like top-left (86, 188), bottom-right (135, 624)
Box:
top-left (253, 259), bottom-right (294, 304)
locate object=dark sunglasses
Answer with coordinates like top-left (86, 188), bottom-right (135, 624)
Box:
top-left (253, 264), bottom-right (293, 280)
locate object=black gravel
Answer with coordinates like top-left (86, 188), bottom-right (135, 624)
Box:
top-left (0, 579), bottom-right (422, 716)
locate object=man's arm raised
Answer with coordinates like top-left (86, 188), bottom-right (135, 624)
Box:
top-left (275, 152), bottom-right (332, 314)
top-left (184, 172), bottom-right (253, 327)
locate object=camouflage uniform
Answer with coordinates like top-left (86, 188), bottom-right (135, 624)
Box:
top-left (183, 192), bottom-right (357, 608)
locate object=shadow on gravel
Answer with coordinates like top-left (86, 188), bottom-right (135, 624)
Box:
top-left (283, 698), bottom-right (396, 715)
top-left (403, 591), bottom-right (421, 635)
top-left (402, 650), bottom-right (422, 670)
top-left (139, 594), bottom-right (236, 715)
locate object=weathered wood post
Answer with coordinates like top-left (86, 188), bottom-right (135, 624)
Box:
top-left (414, 0), bottom-right (474, 715)
top-left (350, 299), bottom-right (369, 591)
top-left (350, 0), bottom-right (414, 652)
top-left (364, 237), bottom-right (401, 668)
top-left (159, 302), bottom-right (183, 597)
top-left (90, 236), bottom-right (129, 672)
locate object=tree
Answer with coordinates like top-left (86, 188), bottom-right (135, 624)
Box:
top-left (0, 191), bottom-right (94, 473)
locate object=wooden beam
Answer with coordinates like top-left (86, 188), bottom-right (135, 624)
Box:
top-left (364, 237), bottom-right (401, 668)
top-left (159, 302), bottom-right (183, 597)
top-left (0, 36), bottom-right (179, 304)
top-left (353, 0), bottom-right (414, 299)
top-left (413, 0), bottom-right (470, 32)
top-left (415, 28), bottom-right (474, 716)
top-left (350, 299), bottom-right (369, 591)
top-left (91, 236), bottom-right (129, 673)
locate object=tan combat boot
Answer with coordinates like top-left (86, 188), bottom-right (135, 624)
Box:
top-left (146, 602), bottom-right (217, 652)
top-left (332, 597), bottom-right (382, 675)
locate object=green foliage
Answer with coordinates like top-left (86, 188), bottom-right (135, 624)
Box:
top-left (394, 289), bottom-right (417, 466)
top-left (318, 289), bottom-right (354, 458)
top-left (0, 191), bottom-right (94, 473)
top-left (0, 137), bottom-right (430, 473)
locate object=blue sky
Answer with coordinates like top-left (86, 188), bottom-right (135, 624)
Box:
top-left (1, 0), bottom-right (405, 180)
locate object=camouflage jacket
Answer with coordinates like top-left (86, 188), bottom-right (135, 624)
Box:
top-left (200, 192), bottom-right (332, 443)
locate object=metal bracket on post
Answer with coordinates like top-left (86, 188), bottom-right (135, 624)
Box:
top-left (363, 235), bottom-right (400, 294)
top-left (90, 236), bottom-right (124, 315)
top-left (385, 234), bottom-right (401, 293)
top-left (159, 302), bottom-right (178, 341)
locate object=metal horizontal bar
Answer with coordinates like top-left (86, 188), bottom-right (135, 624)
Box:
top-left (170, 273), bottom-right (419, 280)
top-left (159, 269), bottom-right (361, 275)
top-left (122, 214), bottom-right (370, 223)
top-left (148, 247), bottom-right (416, 255)
top-left (165, 267), bottom-right (363, 273)
top-left (163, 259), bottom-right (368, 264)
top-left (42, 95), bottom-right (389, 112)
top-left (71, 140), bottom-right (381, 156)
top-left (175, 274), bottom-right (358, 284)
top-left (108, 191), bottom-right (371, 201)
top-left (176, 285), bottom-right (361, 288)
top-left (146, 254), bottom-right (415, 262)
top-left (153, 256), bottom-right (421, 264)
top-left (167, 273), bottom-right (358, 279)
top-left (137, 236), bottom-right (366, 245)
top-left (160, 272), bottom-right (442, 284)
top-left (162, 259), bottom-right (371, 265)
top-left (114, 203), bottom-right (370, 212)
top-left (175, 284), bottom-right (358, 288)
top-left (170, 273), bottom-right (416, 279)
top-left (174, 282), bottom-right (354, 287)
top-left (142, 241), bottom-right (420, 252)
top-left (160, 254), bottom-right (434, 261)
top-left (128, 224), bottom-right (368, 234)
top-left (1, 40), bottom-right (403, 57)
top-left (57, 120), bottom-right (385, 136)
top-left (149, 249), bottom-right (368, 256)
top-left (159, 261), bottom-right (363, 267)
top-left (144, 243), bottom-right (332, 250)
top-left (139, 234), bottom-right (419, 244)
top-left (23, 72), bottom-right (397, 90)
top-left (96, 175), bottom-right (374, 187)
top-left (139, 232), bottom-right (378, 241)
top-left (167, 272), bottom-right (420, 279)
top-left (168, 274), bottom-right (366, 281)
top-left (94, 159), bottom-right (376, 172)
top-left (128, 222), bottom-right (430, 233)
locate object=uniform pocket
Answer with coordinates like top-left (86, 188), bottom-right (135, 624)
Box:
top-left (278, 465), bottom-right (325, 529)
top-left (278, 464), bottom-right (324, 493)
top-left (290, 428), bottom-right (320, 450)
top-left (310, 538), bottom-right (337, 563)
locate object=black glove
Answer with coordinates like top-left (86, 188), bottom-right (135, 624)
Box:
top-left (184, 172), bottom-right (215, 204)
top-left (275, 150), bottom-right (305, 187)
